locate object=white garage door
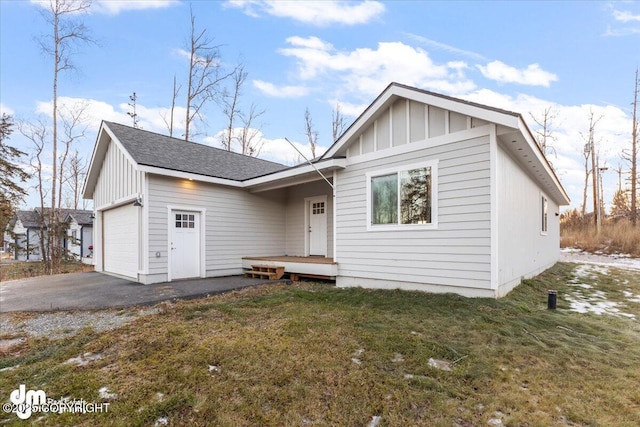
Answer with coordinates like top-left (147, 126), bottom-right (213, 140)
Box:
top-left (103, 204), bottom-right (139, 279)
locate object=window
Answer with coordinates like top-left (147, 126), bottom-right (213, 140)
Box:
top-left (312, 202), bottom-right (325, 215)
top-left (541, 195), bottom-right (548, 234)
top-left (175, 213), bottom-right (195, 229)
top-left (367, 161), bottom-right (438, 230)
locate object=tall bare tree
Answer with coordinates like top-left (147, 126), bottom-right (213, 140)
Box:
top-left (581, 110), bottom-right (603, 230)
top-left (184, 5), bottom-right (233, 141)
top-left (57, 102), bottom-right (88, 211)
top-left (530, 106), bottom-right (558, 160)
top-left (332, 103), bottom-right (347, 143)
top-left (238, 103), bottom-right (265, 156)
top-left (18, 119), bottom-right (50, 264)
top-left (39, 0), bottom-right (92, 273)
top-left (220, 66), bottom-right (246, 151)
top-left (304, 107), bottom-right (319, 158)
top-left (65, 150), bottom-right (87, 209)
top-left (160, 75), bottom-right (181, 137)
top-left (631, 69), bottom-right (639, 225)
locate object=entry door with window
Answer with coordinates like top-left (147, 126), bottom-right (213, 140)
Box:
top-left (308, 197), bottom-right (327, 256)
top-left (171, 211), bottom-right (200, 280)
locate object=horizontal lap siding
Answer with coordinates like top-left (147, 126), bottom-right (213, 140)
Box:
top-left (148, 176), bottom-right (286, 276)
top-left (285, 180), bottom-right (334, 258)
top-left (336, 134), bottom-right (492, 289)
top-left (498, 144), bottom-right (560, 292)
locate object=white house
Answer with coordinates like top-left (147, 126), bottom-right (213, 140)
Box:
top-left (4, 208), bottom-right (93, 261)
top-left (82, 83), bottom-right (569, 297)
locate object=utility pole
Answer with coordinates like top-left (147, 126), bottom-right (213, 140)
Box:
top-left (591, 130), bottom-right (599, 232)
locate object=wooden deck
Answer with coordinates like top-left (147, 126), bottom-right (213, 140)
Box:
top-left (242, 256), bottom-right (338, 280)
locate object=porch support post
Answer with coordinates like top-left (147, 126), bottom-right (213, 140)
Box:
top-left (333, 170), bottom-right (337, 262)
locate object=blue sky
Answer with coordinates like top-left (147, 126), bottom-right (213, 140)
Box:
top-left (1, 0), bottom-right (639, 211)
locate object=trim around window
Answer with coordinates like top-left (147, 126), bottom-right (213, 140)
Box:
top-left (366, 160), bottom-right (438, 231)
top-left (541, 194), bottom-right (548, 235)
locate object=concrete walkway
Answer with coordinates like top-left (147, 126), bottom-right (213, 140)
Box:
top-left (0, 272), bottom-right (271, 312)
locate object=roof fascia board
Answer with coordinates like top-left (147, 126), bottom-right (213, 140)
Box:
top-left (244, 158), bottom-right (346, 188)
top-left (138, 165), bottom-right (244, 188)
top-left (517, 116), bottom-right (570, 205)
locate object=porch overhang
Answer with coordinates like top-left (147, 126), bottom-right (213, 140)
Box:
top-left (244, 158), bottom-right (346, 193)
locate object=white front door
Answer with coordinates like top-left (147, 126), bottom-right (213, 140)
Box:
top-left (170, 210), bottom-right (201, 280)
top-left (308, 197), bottom-right (327, 256)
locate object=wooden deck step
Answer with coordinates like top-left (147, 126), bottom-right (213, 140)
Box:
top-left (244, 264), bottom-right (285, 280)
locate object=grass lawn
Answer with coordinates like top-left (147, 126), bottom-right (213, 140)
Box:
top-left (0, 260), bottom-right (94, 281)
top-left (2, 262), bottom-right (640, 426)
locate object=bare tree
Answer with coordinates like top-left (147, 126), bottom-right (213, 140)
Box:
top-left (220, 66), bottom-right (246, 151)
top-left (39, 0), bottom-right (93, 273)
top-left (160, 75), bottom-right (181, 138)
top-left (581, 146), bottom-right (591, 217)
top-left (57, 102), bottom-right (88, 211)
top-left (65, 150), bottom-right (87, 209)
top-left (580, 110), bottom-right (603, 231)
top-left (239, 103), bottom-right (265, 156)
top-left (18, 119), bottom-right (50, 265)
top-left (304, 107), bottom-right (319, 158)
top-left (332, 103), bottom-right (347, 143)
top-left (630, 69), bottom-right (639, 225)
top-left (184, 5), bottom-right (233, 141)
top-left (529, 106), bottom-right (558, 160)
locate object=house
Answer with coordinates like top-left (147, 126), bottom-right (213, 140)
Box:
top-left (82, 83), bottom-right (569, 297)
top-left (4, 208), bottom-right (93, 261)
top-left (63, 210), bottom-right (94, 261)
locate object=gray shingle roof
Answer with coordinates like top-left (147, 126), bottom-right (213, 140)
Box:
top-left (8, 209), bottom-right (94, 230)
top-left (105, 122), bottom-right (289, 181)
top-left (64, 210), bottom-right (93, 225)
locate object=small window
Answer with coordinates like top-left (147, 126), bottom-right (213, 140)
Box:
top-left (176, 213), bottom-right (195, 229)
top-left (367, 161), bottom-right (438, 230)
top-left (541, 196), bottom-right (548, 234)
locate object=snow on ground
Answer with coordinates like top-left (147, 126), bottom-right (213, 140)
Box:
top-left (561, 248), bottom-right (640, 271)
top-left (562, 249), bottom-right (639, 318)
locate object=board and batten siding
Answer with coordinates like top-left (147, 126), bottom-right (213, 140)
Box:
top-left (93, 137), bottom-right (143, 209)
top-left (336, 130), bottom-right (493, 296)
top-left (146, 175), bottom-right (286, 282)
top-left (284, 180), bottom-right (334, 258)
top-left (497, 143), bottom-right (560, 296)
top-left (92, 138), bottom-right (143, 273)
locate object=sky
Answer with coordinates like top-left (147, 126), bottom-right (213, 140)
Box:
top-left (0, 0), bottom-right (639, 212)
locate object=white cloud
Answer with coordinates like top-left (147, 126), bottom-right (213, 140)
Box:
top-left (477, 60), bottom-right (558, 87)
top-left (30, 0), bottom-right (179, 15)
top-left (204, 128), bottom-right (327, 165)
top-left (463, 88), bottom-right (633, 211)
top-left (1, 103), bottom-right (15, 116)
top-left (253, 80), bottom-right (310, 98)
top-left (275, 37), bottom-right (475, 98)
top-left (613, 9), bottom-right (640, 23)
top-left (225, 0), bottom-right (385, 26)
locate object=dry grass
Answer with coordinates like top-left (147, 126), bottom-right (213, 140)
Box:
top-left (2, 264), bottom-right (640, 426)
top-left (561, 219), bottom-right (640, 256)
top-left (0, 260), bottom-right (94, 282)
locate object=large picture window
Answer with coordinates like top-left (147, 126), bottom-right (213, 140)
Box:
top-left (367, 161), bottom-right (438, 230)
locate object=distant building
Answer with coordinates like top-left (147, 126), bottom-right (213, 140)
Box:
top-left (4, 208), bottom-right (94, 261)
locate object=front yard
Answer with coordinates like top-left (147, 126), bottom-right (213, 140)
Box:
top-left (0, 260), bottom-right (93, 282)
top-left (1, 262), bottom-right (640, 426)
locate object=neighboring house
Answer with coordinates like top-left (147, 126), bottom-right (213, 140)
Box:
top-left (4, 208), bottom-right (93, 261)
top-left (64, 210), bottom-right (94, 260)
top-left (83, 83), bottom-right (570, 297)
top-left (4, 210), bottom-right (44, 261)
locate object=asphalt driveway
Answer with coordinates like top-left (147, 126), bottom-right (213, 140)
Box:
top-left (0, 272), bottom-right (272, 312)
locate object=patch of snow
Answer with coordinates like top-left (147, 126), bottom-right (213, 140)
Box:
top-left (391, 353), bottom-right (404, 363)
top-left (208, 365), bottom-right (220, 373)
top-left (351, 358), bottom-right (361, 365)
top-left (0, 364), bottom-right (20, 372)
top-left (64, 352), bottom-right (104, 367)
top-left (561, 250), bottom-right (640, 271)
top-left (428, 358), bottom-right (452, 371)
top-left (98, 386), bottom-right (117, 400)
top-left (404, 374), bottom-right (415, 379)
top-left (368, 415), bottom-right (382, 427)
top-left (154, 416), bottom-right (169, 427)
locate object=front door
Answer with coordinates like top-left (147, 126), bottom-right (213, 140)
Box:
top-left (308, 197), bottom-right (327, 256)
top-left (170, 210), bottom-right (200, 280)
